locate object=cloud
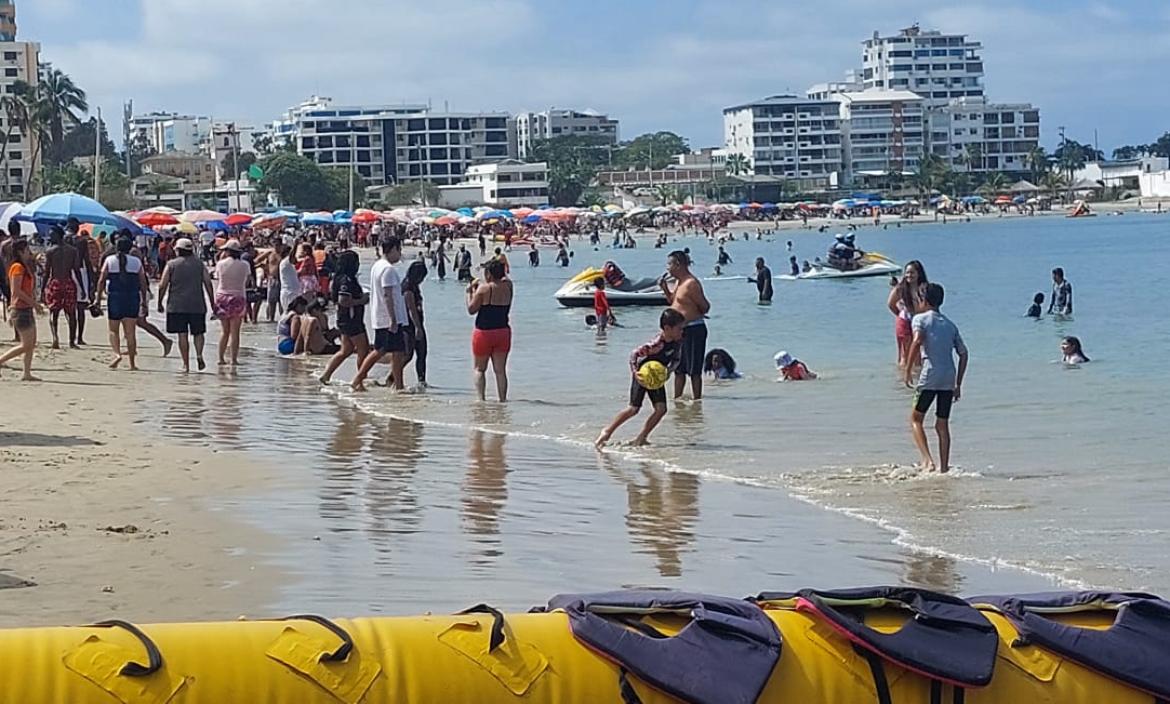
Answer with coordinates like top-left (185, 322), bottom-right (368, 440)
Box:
top-left (24, 0), bottom-right (1170, 150)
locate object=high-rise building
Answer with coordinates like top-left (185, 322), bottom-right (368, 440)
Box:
top-left (0, 0), bottom-right (15, 42)
top-left (722, 95), bottom-right (844, 190)
top-left (833, 90), bottom-right (926, 181)
top-left (514, 109), bottom-right (619, 159)
top-left (860, 23), bottom-right (984, 110)
top-left (934, 98), bottom-right (1041, 175)
top-left (266, 96), bottom-right (516, 186)
top-left (0, 39), bottom-right (39, 198)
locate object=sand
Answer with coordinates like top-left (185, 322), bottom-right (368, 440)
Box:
top-left (0, 318), bottom-right (280, 627)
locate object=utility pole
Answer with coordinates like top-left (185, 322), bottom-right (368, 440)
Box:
top-left (1058, 125), bottom-right (1069, 202)
top-left (93, 107), bottom-right (102, 202)
top-left (348, 141), bottom-right (355, 213)
top-left (122, 100), bottom-right (133, 181)
top-left (230, 123), bottom-right (241, 213)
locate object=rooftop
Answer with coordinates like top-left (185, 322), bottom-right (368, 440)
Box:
top-left (834, 89), bottom-right (924, 103)
top-left (723, 94), bottom-right (836, 112)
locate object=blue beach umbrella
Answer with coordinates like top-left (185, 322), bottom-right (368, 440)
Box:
top-left (522, 214), bottom-right (541, 224)
top-left (110, 213), bottom-right (145, 236)
top-left (302, 213), bottom-right (334, 225)
top-left (456, 207), bottom-right (474, 217)
top-left (16, 192), bottom-right (120, 227)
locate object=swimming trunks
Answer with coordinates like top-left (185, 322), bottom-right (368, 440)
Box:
top-left (629, 373), bottom-right (667, 409)
top-left (914, 389), bottom-right (954, 419)
top-left (45, 278), bottom-right (77, 313)
top-left (373, 327), bottom-right (406, 354)
top-left (675, 320), bottom-right (707, 377)
top-left (166, 313), bottom-right (206, 336)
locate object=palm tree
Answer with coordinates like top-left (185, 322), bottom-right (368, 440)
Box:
top-left (1025, 145), bottom-right (1049, 184)
top-left (977, 171), bottom-right (1008, 197)
top-left (38, 67), bottom-right (88, 164)
top-left (725, 153), bottom-right (750, 176)
top-left (1042, 171), bottom-right (1068, 197)
top-left (5, 81), bottom-right (50, 197)
top-left (962, 143), bottom-right (983, 174)
top-left (0, 81), bottom-right (33, 196)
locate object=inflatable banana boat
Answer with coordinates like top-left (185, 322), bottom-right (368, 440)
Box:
top-left (1, 587), bottom-right (1168, 703)
top-left (555, 261), bottom-right (667, 307)
top-left (779, 252), bottom-right (900, 280)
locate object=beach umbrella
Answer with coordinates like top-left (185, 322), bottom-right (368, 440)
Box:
top-left (302, 212), bottom-right (333, 226)
top-left (224, 213), bottom-right (254, 227)
top-left (435, 215), bottom-right (458, 226)
top-left (251, 215), bottom-right (287, 231)
top-left (139, 205), bottom-right (180, 216)
top-left (603, 204), bottom-right (623, 213)
top-left (455, 207), bottom-right (475, 217)
top-left (0, 202), bottom-right (35, 236)
top-left (16, 193), bottom-right (121, 227)
top-left (181, 209), bottom-right (226, 224)
top-left (458, 215), bottom-right (474, 224)
top-left (351, 209), bottom-right (380, 224)
top-left (477, 209), bottom-right (512, 221)
top-left (427, 208), bottom-right (452, 218)
top-left (522, 214), bottom-right (542, 224)
top-left (1012, 195), bottom-right (1027, 204)
top-left (163, 221), bottom-right (199, 235)
top-left (385, 209), bottom-right (410, 223)
top-left (511, 207), bottom-right (535, 218)
top-left (136, 211), bottom-right (180, 227)
top-left (202, 220), bottom-right (230, 232)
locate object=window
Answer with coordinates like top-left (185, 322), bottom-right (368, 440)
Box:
top-left (3, 68), bottom-right (15, 77)
top-left (406, 118), bottom-right (425, 131)
top-left (431, 163), bottom-right (449, 175)
top-left (931, 63), bottom-right (947, 70)
top-left (485, 145), bottom-right (508, 157)
top-left (429, 148), bottom-right (447, 160)
top-left (7, 133), bottom-right (19, 143)
top-left (9, 167), bottom-right (20, 178)
top-left (357, 150), bottom-right (370, 162)
top-left (7, 150), bottom-right (19, 159)
top-left (357, 166), bottom-right (371, 177)
top-left (301, 137), bottom-right (315, 149)
top-left (485, 117), bottom-right (507, 129)
top-left (3, 52), bottom-right (16, 61)
top-left (356, 135), bottom-right (370, 148)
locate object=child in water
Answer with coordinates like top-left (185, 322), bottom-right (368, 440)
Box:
top-left (703, 348), bottom-right (742, 379)
top-left (1026, 292), bottom-right (1044, 318)
top-left (595, 308), bottom-right (686, 449)
top-left (775, 351), bottom-right (817, 381)
top-left (1061, 336), bottom-right (1090, 364)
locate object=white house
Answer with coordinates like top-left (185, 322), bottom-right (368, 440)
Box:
top-left (1076, 157), bottom-right (1170, 190)
top-left (437, 160), bottom-right (549, 208)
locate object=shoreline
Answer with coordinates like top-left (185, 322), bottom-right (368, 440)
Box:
top-left (0, 320), bottom-right (281, 627)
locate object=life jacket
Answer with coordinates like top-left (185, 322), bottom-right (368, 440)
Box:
top-left (970, 591), bottom-right (1170, 701)
top-left (543, 590), bottom-right (781, 704)
top-left (603, 261), bottom-right (627, 289)
top-left (754, 587), bottom-right (998, 703)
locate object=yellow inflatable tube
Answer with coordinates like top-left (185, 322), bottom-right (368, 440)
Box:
top-left (0, 605), bottom-right (1153, 703)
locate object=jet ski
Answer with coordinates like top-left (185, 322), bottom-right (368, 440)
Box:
top-left (555, 261), bottom-right (668, 307)
top-left (779, 252), bottom-right (900, 280)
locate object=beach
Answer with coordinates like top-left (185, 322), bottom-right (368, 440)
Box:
top-left (3, 208), bottom-right (1168, 625)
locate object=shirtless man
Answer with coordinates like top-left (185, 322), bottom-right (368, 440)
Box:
top-left (42, 226), bottom-right (81, 349)
top-left (661, 250), bottom-right (711, 400)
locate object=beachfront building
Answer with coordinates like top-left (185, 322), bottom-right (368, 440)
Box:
top-left (722, 95), bottom-right (844, 190)
top-left (833, 90), bottom-right (925, 184)
top-left (141, 152), bottom-right (216, 189)
top-left (209, 122), bottom-right (255, 175)
top-left (933, 98), bottom-right (1041, 176)
top-left (672, 147), bottom-right (730, 169)
top-left (514, 109), bottom-right (619, 159)
top-left (129, 113), bottom-right (212, 155)
top-left (131, 173), bottom-right (186, 211)
top-left (861, 24), bottom-right (984, 109)
top-left (0, 37), bottom-right (39, 197)
top-left (265, 96), bottom-right (515, 187)
top-left (1075, 156), bottom-right (1169, 190)
top-left (436, 160), bottom-right (549, 208)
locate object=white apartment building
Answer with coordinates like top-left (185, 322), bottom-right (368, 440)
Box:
top-left (861, 24), bottom-right (984, 109)
top-left (0, 39), bottom-right (39, 197)
top-left (935, 98), bottom-right (1041, 174)
top-left (514, 109), bottom-right (619, 158)
top-left (129, 112), bottom-right (211, 155)
top-left (266, 96), bottom-right (515, 186)
top-left (672, 147), bottom-right (730, 168)
top-left (834, 90), bottom-right (925, 181)
top-left (1076, 156), bottom-right (1169, 189)
top-left (438, 159), bottom-right (549, 208)
top-left (723, 95), bottom-right (843, 189)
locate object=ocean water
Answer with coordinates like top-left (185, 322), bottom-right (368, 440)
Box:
top-left (150, 211), bottom-right (1170, 612)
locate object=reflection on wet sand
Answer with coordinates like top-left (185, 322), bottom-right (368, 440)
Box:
top-left (362, 416), bottom-right (425, 548)
top-left (463, 427), bottom-right (508, 566)
top-left (599, 454), bottom-right (700, 578)
top-left (899, 479), bottom-right (963, 593)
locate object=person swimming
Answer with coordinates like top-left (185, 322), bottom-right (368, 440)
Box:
top-left (788, 255), bottom-right (799, 277)
top-left (1026, 292), bottom-right (1044, 318)
top-left (703, 348), bottom-right (742, 379)
top-left (1061, 336), bottom-right (1090, 364)
top-left (774, 350), bottom-right (817, 381)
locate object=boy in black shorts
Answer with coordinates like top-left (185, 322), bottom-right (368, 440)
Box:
top-left (905, 283), bottom-right (969, 472)
top-left (595, 308), bottom-right (685, 449)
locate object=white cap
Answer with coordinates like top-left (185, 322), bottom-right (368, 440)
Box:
top-left (220, 238), bottom-right (242, 252)
top-left (774, 351), bottom-right (794, 368)
top-left (174, 238), bottom-right (194, 251)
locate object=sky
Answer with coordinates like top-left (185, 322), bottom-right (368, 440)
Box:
top-left (21, 0), bottom-right (1170, 153)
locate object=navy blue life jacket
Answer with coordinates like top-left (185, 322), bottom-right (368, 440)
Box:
top-left (754, 587), bottom-right (997, 703)
top-left (971, 591), bottom-right (1170, 700)
top-left (545, 590), bottom-right (781, 704)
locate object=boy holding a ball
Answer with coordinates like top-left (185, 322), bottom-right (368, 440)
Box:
top-left (595, 308), bottom-right (686, 449)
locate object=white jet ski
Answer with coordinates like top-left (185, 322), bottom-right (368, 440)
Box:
top-left (555, 262), bottom-right (668, 307)
top-left (779, 253), bottom-right (900, 280)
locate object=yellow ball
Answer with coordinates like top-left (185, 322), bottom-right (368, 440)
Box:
top-left (636, 361), bottom-right (669, 390)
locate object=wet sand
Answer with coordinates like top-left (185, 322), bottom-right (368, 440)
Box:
top-left (0, 320), bottom-right (279, 626)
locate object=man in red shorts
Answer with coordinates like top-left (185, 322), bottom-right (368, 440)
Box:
top-left (42, 226), bottom-right (80, 349)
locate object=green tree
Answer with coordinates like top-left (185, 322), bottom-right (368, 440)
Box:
top-left (44, 116), bottom-right (117, 166)
top-left (1112, 145), bottom-right (1145, 160)
top-left (913, 153), bottom-right (950, 199)
top-left (221, 151), bottom-right (258, 181)
top-left (321, 167), bottom-right (367, 210)
top-left (1042, 170), bottom-right (1069, 197)
top-left (1150, 133), bottom-right (1170, 158)
top-left (374, 180), bottom-right (441, 207)
top-left (1025, 145), bottom-right (1049, 183)
top-left (613, 131), bottom-right (689, 170)
top-left (527, 134), bottom-right (612, 206)
top-left (725, 153), bottom-right (751, 176)
top-left (978, 171), bottom-right (1008, 195)
top-left (256, 151), bottom-right (332, 209)
top-left (6, 81), bottom-right (50, 197)
top-left (122, 132), bottom-right (155, 178)
top-left (38, 66), bottom-right (88, 166)
top-left (961, 143), bottom-right (984, 173)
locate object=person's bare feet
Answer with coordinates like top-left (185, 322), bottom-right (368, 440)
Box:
top-left (351, 381), bottom-right (367, 393)
top-left (196, 357), bottom-right (206, 371)
top-left (109, 355), bottom-right (122, 369)
top-left (163, 339), bottom-right (174, 357)
top-left (50, 341), bottom-right (60, 350)
top-left (629, 437), bottom-right (650, 447)
top-left (318, 375), bottom-right (331, 385)
top-left (128, 362), bottom-right (139, 371)
top-left (69, 343), bottom-right (80, 350)
top-left (217, 359), bottom-right (227, 366)
top-left (21, 374), bottom-right (41, 382)
top-left (594, 431), bottom-right (612, 450)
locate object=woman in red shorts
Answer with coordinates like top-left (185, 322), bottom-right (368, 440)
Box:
top-left (467, 259), bottom-right (513, 402)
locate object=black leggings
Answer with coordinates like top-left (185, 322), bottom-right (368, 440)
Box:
top-left (413, 332), bottom-right (427, 382)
